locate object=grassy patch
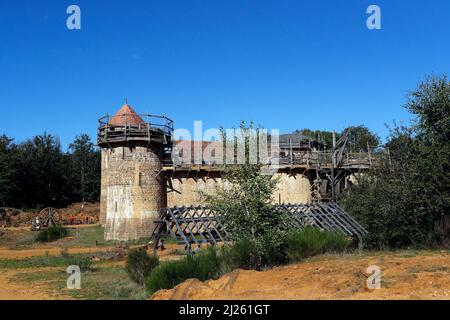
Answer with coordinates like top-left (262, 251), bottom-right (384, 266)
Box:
top-left (62, 225), bottom-right (148, 247)
top-left (0, 230), bottom-right (37, 249)
top-left (409, 265), bottom-right (450, 273)
top-left (63, 225), bottom-right (114, 247)
top-left (12, 266), bottom-right (148, 300)
top-left (0, 252), bottom-right (98, 269)
top-left (69, 266), bottom-right (149, 300)
top-left (381, 277), bottom-right (394, 288)
top-left (399, 250), bottom-right (417, 258)
top-left (0, 225), bottom-right (150, 250)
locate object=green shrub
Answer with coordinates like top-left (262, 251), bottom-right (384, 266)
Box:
top-left (35, 226), bottom-right (68, 242)
top-left (220, 236), bottom-right (287, 271)
top-left (65, 255), bottom-right (93, 272)
top-left (286, 227), bottom-right (350, 262)
top-left (220, 238), bottom-right (260, 270)
top-left (146, 247), bottom-right (222, 294)
top-left (322, 230), bottom-right (351, 252)
top-left (126, 249), bottom-right (159, 286)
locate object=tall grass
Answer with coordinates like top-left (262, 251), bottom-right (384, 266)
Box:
top-left (220, 237), bottom-right (287, 271)
top-left (146, 247), bottom-right (222, 294)
top-left (126, 249), bottom-right (159, 286)
top-left (286, 227), bottom-right (350, 262)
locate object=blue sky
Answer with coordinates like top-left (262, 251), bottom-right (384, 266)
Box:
top-left (1, 0), bottom-right (449, 149)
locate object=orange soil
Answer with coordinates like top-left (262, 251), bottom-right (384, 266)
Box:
top-left (0, 269), bottom-right (52, 300)
top-left (152, 251), bottom-right (450, 300)
top-left (0, 246), bottom-right (115, 260)
top-left (0, 241), bottom-right (184, 300)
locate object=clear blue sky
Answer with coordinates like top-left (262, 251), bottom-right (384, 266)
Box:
top-left (1, 0), bottom-right (449, 149)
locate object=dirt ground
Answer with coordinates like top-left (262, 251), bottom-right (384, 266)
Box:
top-left (0, 269), bottom-right (51, 300)
top-left (0, 246), bottom-right (115, 260)
top-left (1, 224), bottom-right (449, 300)
top-left (152, 251), bottom-right (450, 300)
top-left (0, 233), bottom-right (184, 300)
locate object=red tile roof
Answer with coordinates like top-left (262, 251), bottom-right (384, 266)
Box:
top-left (173, 140), bottom-right (224, 163)
top-left (108, 104), bottom-right (145, 126)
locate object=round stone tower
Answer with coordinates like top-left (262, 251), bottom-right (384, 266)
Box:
top-left (98, 103), bottom-right (173, 241)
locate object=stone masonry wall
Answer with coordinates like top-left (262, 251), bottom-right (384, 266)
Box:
top-left (100, 148), bottom-right (312, 240)
top-left (103, 143), bottom-right (166, 241)
top-left (167, 169), bottom-right (311, 207)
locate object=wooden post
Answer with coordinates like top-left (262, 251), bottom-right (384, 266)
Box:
top-left (331, 131), bottom-right (337, 202)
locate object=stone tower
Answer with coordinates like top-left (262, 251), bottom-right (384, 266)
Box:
top-left (98, 103), bottom-right (173, 240)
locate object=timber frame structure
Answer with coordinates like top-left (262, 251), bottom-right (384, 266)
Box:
top-left (161, 127), bottom-right (380, 202)
top-left (150, 203), bottom-right (368, 255)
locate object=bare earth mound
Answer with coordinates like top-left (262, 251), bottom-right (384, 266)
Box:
top-left (151, 251), bottom-right (450, 300)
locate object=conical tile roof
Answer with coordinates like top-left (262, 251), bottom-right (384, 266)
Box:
top-left (108, 104), bottom-right (145, 126)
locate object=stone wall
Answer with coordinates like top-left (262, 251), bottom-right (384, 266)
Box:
top-left (102, 143), bottom-right (165, 241)
top-left (273, 171), bottom-right (312, 204)
top-left (100, 146), bottom-right (313, 240)
top-left (167, 172), bottom-right (223, 207)
top-left (167, 170), bottom-right (312, 207)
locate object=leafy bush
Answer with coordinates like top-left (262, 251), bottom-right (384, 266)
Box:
top-left (286, 227), bottom-right (350, 262)
top-left (220, 238), bottom-right (260, 270)
top-left (221, 236), bottom-right (287, 271)
top-left (35, 226), bottom-right (68, 242)
top-left (126, 249), bottom-right (159, 285)
top-left (146, 247), bottom-right (222, 294)
top-left (65, 255), bottom-right (93, 272)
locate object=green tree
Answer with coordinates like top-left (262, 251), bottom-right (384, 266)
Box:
top-left (0, 135), bottom-right (17, 206)
top-left (0, 132), bottom-right (101, 209)
top-left (203, 124), bottom-right (286, 268)
top-left (405, 75), bottom-right (450, 243)
top-left (340, 75), bottom-right (450, 248)
top-left (343, 125), bottom-right (381, 152)
top-left (68, 134), bottom-right (101, 202)
top-left (14, 133), bottom-right (68, 208)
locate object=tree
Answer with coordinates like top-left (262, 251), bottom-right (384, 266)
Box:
top-left (0, 135), bottom-right (17, 206)
top-left (406, 75), bottom-right (450, 144)
top-left (0, 132), bottom-right (101, 209)
top-left (340, 75), bottom-right (450, 248)
top-left (68, 134), bottom-right (101, 202)
top-left (203, 124), bottom-right (286, 268)
top-left (343, 125), bottom-right (381, 152)
top-left (18, 133), bottom-right (68, 208)
top-left (405, 75), bottom-right (450, 243)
